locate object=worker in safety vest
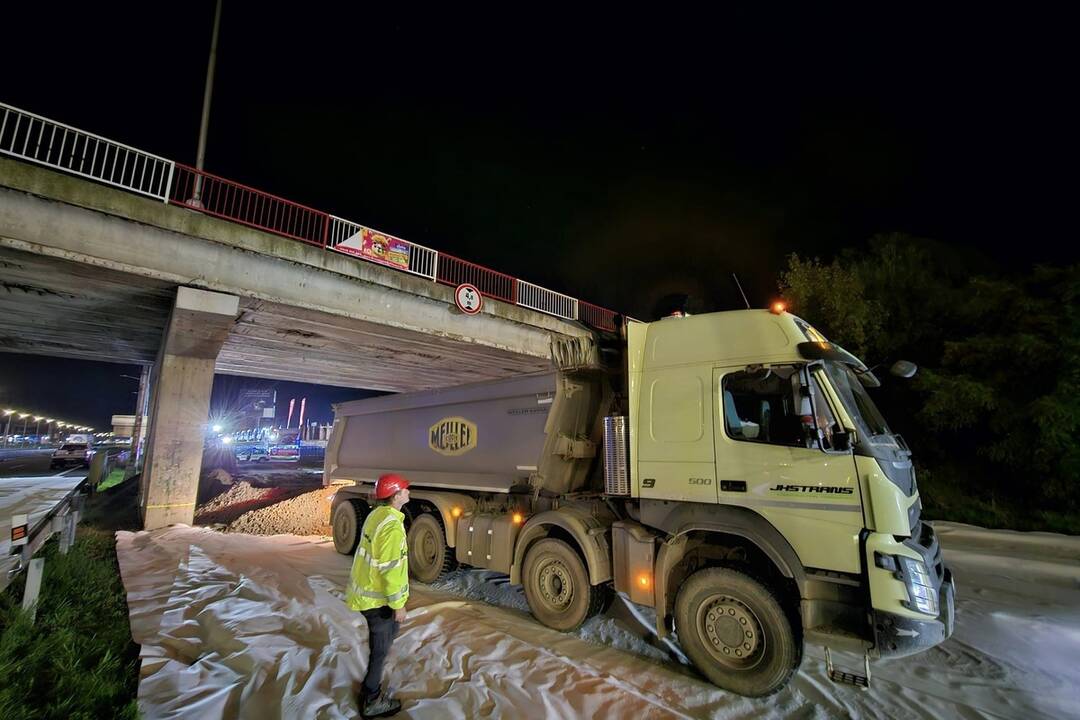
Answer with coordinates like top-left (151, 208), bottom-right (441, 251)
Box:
top-left (346, 473), bottom-right (411, 718)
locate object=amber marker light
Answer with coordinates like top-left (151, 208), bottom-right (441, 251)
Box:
top-left (452, 507), bottom-right (463, 518)
top-left (638, 573), bottom-right (652, 589)
top-left (512, 512), bottom-right (525, 525)
top-left (770, 301), bottom-right (786, 314)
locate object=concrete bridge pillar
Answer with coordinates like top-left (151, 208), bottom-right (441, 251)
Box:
top-left (140, 287), bottom-right (239, 530)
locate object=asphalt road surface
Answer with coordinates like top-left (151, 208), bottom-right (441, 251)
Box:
top-left (0, 449), bottom-right (84, 477)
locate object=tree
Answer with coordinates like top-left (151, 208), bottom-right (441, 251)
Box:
top-left (778, 236), bottom-right (1080, 517)
top-left (778, 253), bottom-right (881, 359)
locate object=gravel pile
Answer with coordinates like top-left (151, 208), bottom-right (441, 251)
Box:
top-left (195, 481), bottom-right (284, 526)
top-left (225, 487), bottom-right (334, 536)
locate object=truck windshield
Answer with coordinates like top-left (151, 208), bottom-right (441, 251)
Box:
top-left (824, 362), bottom-right (891, 439)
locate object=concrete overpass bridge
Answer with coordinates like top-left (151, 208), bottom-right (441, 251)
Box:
top-left (0, 101), bottom-right (616, 528)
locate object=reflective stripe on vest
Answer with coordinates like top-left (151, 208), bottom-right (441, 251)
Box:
top-left (346, 504), bottom-right (409, 611)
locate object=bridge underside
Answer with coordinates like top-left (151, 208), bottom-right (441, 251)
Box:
top-left (0, 246), bottom-right (550, 392)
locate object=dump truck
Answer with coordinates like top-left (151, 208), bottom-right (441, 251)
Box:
top-left (325, 308), bottom-right (955, 696)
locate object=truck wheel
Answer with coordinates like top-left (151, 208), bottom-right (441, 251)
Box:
top-left (522, 538), bottom-right (604, 632)
top-left (674, 567), bottom-right (802, 697)
top-left (408, 513), bottom-right (456, 583)
top-left (332, 500), bottom-right (367, 555)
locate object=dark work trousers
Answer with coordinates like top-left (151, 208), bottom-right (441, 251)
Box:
top-left (361, 606), bottom-right (401, 698)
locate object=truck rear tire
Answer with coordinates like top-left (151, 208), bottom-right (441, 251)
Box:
top-left (522, 538), bottom-right (605, 632)
top-left (674, 567), bottom-right (802, 697)
top-left (332, 500), bottom-right (367, 555)
top-left (407, 513), bottom-right (456, 583)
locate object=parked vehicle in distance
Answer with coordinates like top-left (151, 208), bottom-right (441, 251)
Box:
top-left (236, 446), bottom-right (270, 462)
top-left (50, 442), bottom-right (90, 469)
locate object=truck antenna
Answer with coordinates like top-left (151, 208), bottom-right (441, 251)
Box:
top-left (732, 273), bottom-right (752, 309)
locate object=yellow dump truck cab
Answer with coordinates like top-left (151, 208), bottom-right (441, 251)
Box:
top-left (624, 310), bottom-right (955, 684)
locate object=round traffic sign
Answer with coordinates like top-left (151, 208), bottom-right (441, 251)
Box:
top-left (455, 283), bottom-right (483, 314)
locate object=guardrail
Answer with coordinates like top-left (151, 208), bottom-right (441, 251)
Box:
top-left (517, 280), bottom-right (578, 321)
top-left (169, 164), bottom-right (329, 248)
top-left (0, 104), bottom-right (174, 201)
top-left (328, 215), bottom-right (440, 281)
top-left (2, 477), bottom-right (88, 620)
top-left (0, 100), bottom-right (622, 332)
top-left (579, 301), bottom-right (619, 332)
top-left (435, 253), bottom-right (517, 304)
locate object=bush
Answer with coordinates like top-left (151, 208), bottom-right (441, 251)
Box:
top-left (0, 526), bottom-right (140, 719)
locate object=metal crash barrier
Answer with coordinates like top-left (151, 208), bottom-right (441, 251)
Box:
top-left (2, 477), bottom-right (89, 622)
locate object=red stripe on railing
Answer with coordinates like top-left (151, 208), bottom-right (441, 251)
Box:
top-left (168, 163), bottom-right (329, 248)
top-left (435, 253), bottom-right (516, 303)
top-left (578, 301), bottom-right (619, 332)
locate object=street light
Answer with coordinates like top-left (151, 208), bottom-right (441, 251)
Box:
top-left (33, 417), bottom-right (43, 447)
top-left (2, 409), bottom-right (14, 448)
top-left (18, 413), bottom-right (29, 446)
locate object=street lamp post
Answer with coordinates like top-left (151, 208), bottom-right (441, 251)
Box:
top-left (2, 409), bottom-right (13, 448)
top-left (33, 417), bottom-right (43, 447)
top-left (18, 413), bottom-right (30, 446)
top-left (189, 0), bottom-right (223, 206)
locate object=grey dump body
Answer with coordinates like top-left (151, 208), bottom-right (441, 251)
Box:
top-left (325, 370), bottom-right (606, 495)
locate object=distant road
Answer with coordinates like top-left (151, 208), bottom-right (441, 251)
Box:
top-left (0, 449), bottom-right (84, 478)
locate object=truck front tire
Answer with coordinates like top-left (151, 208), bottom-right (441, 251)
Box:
top-left (522, 538), bottom-right (606, 632)
top-left (407, 513), bottom-right (456, 583)
top-left (332, 500), bottom-right (367, 555)
top-left (674, 567), bottom-right (801, 697)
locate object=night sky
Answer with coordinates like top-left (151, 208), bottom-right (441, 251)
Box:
top-left (1, 5), bottom-right (1074, 428)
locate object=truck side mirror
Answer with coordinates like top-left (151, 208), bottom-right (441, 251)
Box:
top-left (890, 360), bottom-right (917, 378)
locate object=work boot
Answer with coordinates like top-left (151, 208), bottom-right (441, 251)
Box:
top-left (360, 691), bottom-right (402, 718)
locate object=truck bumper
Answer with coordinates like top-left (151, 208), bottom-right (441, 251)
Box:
top-left (873, 565), bottom-right (955, 658)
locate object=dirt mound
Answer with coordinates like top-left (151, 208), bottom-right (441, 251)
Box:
top-left (195, 481), bottom-right (292, 526)
top-left (225, 487), bottom-right (333, 536)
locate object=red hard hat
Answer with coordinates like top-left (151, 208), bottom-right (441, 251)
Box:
top-left (374, 473), bottom-right (410, 500)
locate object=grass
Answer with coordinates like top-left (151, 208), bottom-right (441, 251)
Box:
top-left (0, 480), bottom-right (141, 719)
top-left (97, 468), bottom-right (127, 492)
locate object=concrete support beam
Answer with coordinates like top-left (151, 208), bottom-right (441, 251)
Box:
top-left (141, 287), bottom-right (238, 529)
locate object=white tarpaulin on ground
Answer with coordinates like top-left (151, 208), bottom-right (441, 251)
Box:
top-left (115, 523), bottom-right (1080, 719)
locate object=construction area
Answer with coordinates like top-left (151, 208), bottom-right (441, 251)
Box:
top-left (57, 460), bottom-right (1056, 719)
top-left (116, 507), bottom-right (1078, 719)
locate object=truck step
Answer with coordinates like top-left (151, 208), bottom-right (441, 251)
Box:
top-left (824, 647), bottom-right (871, 689)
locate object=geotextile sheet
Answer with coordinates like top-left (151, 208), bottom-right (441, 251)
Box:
top-left (115, 523), bottom-right (1080, 719)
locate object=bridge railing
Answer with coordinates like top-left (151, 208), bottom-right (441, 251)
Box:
top-left (169, 164), bottom-right (329, 248)
top-left (579, 301), bottom-right (619, 332)
top-left (435, 253), bottom-right (517, 304)
top-left (0, 103), bottom-right (174, 201)
top-left (328, 215), bottom-right (439, 281)
top-left (517, 280), bottom-right (578, 321)
top-left (0, 100), bottom-right (623, 332)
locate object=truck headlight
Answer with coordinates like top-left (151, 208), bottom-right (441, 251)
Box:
top-left (899, 557), bottom-right (938, 615)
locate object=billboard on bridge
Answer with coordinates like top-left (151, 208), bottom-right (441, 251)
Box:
top-left (333, 226), bottom-right (411, 271)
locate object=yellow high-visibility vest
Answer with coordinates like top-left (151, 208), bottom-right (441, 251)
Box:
top-left (346, 505), bottom-right (410, 611)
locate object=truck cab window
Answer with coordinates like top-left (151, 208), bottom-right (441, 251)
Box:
top-left (722, 365), bottom-right (806, 447)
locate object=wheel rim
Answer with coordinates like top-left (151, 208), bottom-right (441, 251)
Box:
top-left (696, 593), bottom-right (765, 670)
top-left (412, 524), bottom-right (439, 572)
top-left (535, 557), bottom-right (574, 611)
top-left (333, 508), bottom-right (354, 547)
